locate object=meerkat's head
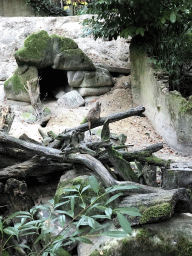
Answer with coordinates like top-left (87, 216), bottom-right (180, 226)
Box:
top-left (96, 101), bottom-right (101, 108)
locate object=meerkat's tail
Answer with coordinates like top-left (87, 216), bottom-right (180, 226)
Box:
top-left (88, 121), bottom-right (92, 135)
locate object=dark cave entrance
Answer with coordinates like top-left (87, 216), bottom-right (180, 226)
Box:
top-left (38, 66), bottom-right (68, 101)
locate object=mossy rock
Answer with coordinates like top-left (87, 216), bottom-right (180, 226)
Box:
top-left (14, 30), bottom-right (95, 71)
top-left (4, 66), bottom-right (38, 102)
top-left (53, 48), bottom-right (96, 71)
top-left (51, 34), bottom-right (78, 52)
top-left (15, 30), bottom-right (51, 68)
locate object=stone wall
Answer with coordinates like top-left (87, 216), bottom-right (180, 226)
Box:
top-left (0, 0), bottom-right (36, 17)
top-left (130, 41), bottom-right (192, 154)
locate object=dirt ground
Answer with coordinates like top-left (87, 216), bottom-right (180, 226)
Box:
top-left (6, 75), bottom-right (192, 164)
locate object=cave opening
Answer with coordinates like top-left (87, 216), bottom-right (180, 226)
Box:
top-left (38, 66), bottom-right (68, 101)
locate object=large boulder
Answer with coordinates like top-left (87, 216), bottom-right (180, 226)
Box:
top-left (14, 30), bottom-right (95, 71)
top-left (5, 30), bottom-right (115, 101)
top-left (77, 87), bottom-right (111, 97)
top-left (4, 65), bottom-right (38, 102)
top-left (78, 213), bottom-right (192, 256)
top-left (0, 16), bottom-right (130, 83)
top-left (67, 67), bottom-right (113, 88)
top-left (57, 90), bottom-right (85, 108)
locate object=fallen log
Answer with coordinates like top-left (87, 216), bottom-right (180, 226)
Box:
top-left (64, 152), bottom-right (159, 194)
top-left (0, 156), bottom-right (72, 181)
top-left (0, 131), bottom-right (63, 161)
top-left (57, 105), bottom-right (145, 140)
top-left (118, 188), bottom-right (192, 225)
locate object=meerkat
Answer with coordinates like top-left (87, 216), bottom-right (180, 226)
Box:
top-left (87, 101), bottom-right (101, 135)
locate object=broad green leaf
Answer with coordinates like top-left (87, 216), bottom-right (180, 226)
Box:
top-left (87, 217), bottom-right (96, 229)
top-left (0, 217), bottom-right (3, 232)
top-left (54, 201), bottom-right (68, 209)
top-left (61, 195), bottom-right (78, 199)
top-left (105, 208), bottom-right (112, 219)
top-left (170, 11), bottom-right (176, 23)
top-left (95, 205), bottom-right (106, 211)
top-left (62, 188), bottom-right (78, 192)
top-left (139, 28), bottom-right (145, 37)
top-left (22, 220), bottom-right (43, 226)
top-left (101, 119), bottom-right (110, 141)
top-left (92, 214), bottom-right (108, 219)
top-left (161, 17), bottom-right (166, 24)
top-left (77, 215), bottom-right (87, 229)
top-left (19, 231), bottom-right (37, 236)
top-left (42, 252), bottom-right (48, 256)
top-left (117, 212), bottom-right (132, 234)
top-left (74, 184), bottom-right (81, 190)
top-left (120, 28), bottom-right (130, 39)
top-left (105, 193), bottom-right (123, 206)
top-left (58, 215), bottom-right (66, 227)
top-left (91, 196), bottom-right (97, 204)
top-left (54, 210), bottom-right (69, 214)
top-left (6, 211), bottom-right (31, 222)
top-left (52, 241), bottom-right (62, 253)
top-left (89, 176), bottom-right (100, 193)
top-left (81, 185), bottom-right (91, 193)
top-left (18, 227), bottom-right (37, 232)
top-left (71, 197), bottom-right (75, 216)
top-left (102, 230), bottom-right (127, 237)
top-left (3, 227), bottom-right (18, 236)
top-left (85, 203), bottom-right (99, 214)
top-left (17, 244), bottom-right (32, 251)
top-left (34, 233), bottom-right (45, 244)
top-left (76, 236), bottom-right (93, 244)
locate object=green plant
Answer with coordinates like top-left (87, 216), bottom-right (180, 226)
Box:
top-left (25, 0), bottom-right (68, 16)
top-left (82, 0), bottom-right (192, 97)
top-left (0, 176), bottom-right (140, 256)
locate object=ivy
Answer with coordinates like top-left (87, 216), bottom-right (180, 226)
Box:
top-left (26, 0), bottom-right (68, 16)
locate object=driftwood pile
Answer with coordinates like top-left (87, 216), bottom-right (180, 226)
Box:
top-left (0, 96), bottom-right (192, 224)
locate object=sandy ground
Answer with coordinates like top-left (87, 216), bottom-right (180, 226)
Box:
top-left (1, 76), bottom-right (191, 164)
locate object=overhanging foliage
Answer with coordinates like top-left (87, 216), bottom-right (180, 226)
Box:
top-left (26, 0), bottom-right (68, 16)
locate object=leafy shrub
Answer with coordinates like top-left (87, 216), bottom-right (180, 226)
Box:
top-left (82, 0), bottom-right (192, 97)
top-left (26, 0), bottom-right (68, 16)
top-left (0, 176), bottom-right (140, 256)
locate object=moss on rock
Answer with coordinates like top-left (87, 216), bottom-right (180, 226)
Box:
top-left (15, 30), bottom-right (50, 62)
top-left (51, 34), bottom-right (78, 51)
top-left (140, 202), bottom-right (173, 224)
top-left (4, 66), bottom-right (38, 102)
top-left (180, 95), bottom-right (192, 115)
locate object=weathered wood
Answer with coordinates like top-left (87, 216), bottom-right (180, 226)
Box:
top-left (81, 140), bottom-right (112, 150)
top-left (105, 146), bottom-right (139, 182)
top-left (19, 133), bottom-right (42, 145)
top-left (98, 143), bottom-right (168, 167)
top-left (0, 131), bottom-right (63, 161)
top-left (119, 188), bottom-right (192, 225)
top-left (64, 153), bottom-right (159, 194)
top-left (25, 77), bottom-right (43, 119)
top-left (133, 143), bottom-right (164, 154)
top-left (0, 156), bottom-right (72, 181)
top-left (0, 104), bottom-right (15, 133)
top-left (57, 105), bottom-right (145, 139)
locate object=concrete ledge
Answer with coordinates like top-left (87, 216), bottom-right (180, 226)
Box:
top-left (130, 42), bottom-right (192, 154)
